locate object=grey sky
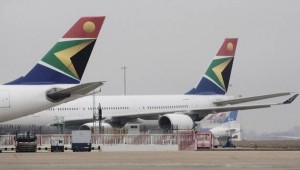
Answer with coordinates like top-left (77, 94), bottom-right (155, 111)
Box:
top-left (1, 0), bottom-right (299, 133)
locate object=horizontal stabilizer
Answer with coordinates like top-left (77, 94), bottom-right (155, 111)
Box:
top-left (46, 82), bottom-right (104, 102)
top-left (213, 92), bottom-right (291, 106)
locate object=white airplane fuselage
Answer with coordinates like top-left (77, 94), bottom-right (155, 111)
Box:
top-left (0, 84), bottom-right (81, 122)
top-left (209, 121), bottom-right (240, 137)
top-left (3, 94), bottom-right (234, 126)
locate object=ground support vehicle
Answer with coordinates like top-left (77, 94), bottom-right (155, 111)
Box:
top-left (51, 136), bottom-right (65, 152)
top-left (194, 131), bottom-right (213, 150)
top-left (71, 130), bottom-right (91, 152)
top-left (15, 132), bottom-right (37, 152)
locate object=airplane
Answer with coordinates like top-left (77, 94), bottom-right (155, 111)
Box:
top-left (0, 16), bottom-right (106, 122)
top-left (196, 111), bottom-right (241, 140)
top-left (194, 111), bottom-right (241, 148)
top-left (2, 38), bottom-right (298, 132)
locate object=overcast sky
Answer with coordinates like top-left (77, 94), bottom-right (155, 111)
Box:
top-left (1, 0), bottom-right (299, 134)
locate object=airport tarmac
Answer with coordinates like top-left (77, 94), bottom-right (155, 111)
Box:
top-left (0, 151), bottom-right (299, 170)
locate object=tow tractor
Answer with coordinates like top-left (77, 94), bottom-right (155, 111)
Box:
top-left (15, 131), bottom-right (37, 152)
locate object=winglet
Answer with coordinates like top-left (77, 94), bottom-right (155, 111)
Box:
top-left (282, 94), bottom-right (299, 104)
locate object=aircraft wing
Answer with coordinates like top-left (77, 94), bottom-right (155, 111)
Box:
top-left (192, 94), bottom-right (299, 113)
top-left (194, 103), bottom-right (280, 113)
top-left (108, 94), bottom-right (298, 120)
top-left (197, 94), bottom-right (298, 113)
top-left (46, 82), bottom-right (104, 102)
top-left (213, 92), bottom-right (292, 106)
top-left (57, 94), bottom-right (298, 128)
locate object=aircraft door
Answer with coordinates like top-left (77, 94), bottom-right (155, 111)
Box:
top-left (0, 90), bottom-right (10, 108)
top-left (182, 98), bottom-right (190, 108)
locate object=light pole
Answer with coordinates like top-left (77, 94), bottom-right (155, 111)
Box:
top-left (98, 103), bottom-right (102, 134)
top-left (121, 66), bottom-right (127, 95)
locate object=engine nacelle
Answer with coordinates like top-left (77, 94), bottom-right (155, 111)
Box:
top-left (79, 122), bottom-right (114, 134)
top-left (158, 114), bottom-right (194, 130)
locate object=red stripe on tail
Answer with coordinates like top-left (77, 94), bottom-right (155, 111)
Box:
top-left (216, 38), bottom-right (238, 56)
top-left (63, 16), bottom-right (105, 38)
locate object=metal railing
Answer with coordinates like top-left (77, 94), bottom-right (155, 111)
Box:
top-left (0, 133), bottom-right (195, 147)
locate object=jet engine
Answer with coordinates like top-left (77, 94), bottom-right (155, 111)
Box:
top-left (158, 114), bottom-right (194, 130)
top-left (79, 122), bottom-right (114, 134)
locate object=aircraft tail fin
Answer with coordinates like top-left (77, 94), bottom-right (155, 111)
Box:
top-left (223, 111), bottom-right (238, 123)
top-left (198, 111), bottom-right (238, 131)
top-left (5, 16), bottom-right (105, 85)
top-left (201, 111), bottom-right (238, 124)
top-left (186, 38), bottom-right (238, 95)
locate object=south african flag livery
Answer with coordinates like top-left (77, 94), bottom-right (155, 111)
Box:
top-left (186, 38), bottom-right (238, 95)
top-left (6, 17), bottom-right (105, 85)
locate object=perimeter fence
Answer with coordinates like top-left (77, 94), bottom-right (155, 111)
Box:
top-left (0, 132), bottom-right (194, 146)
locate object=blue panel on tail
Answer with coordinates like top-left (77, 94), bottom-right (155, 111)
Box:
top-left (223, 111), bottom-right (238, 123)
top-left (5, 64), bottom-right (79, 85)
top-left (185, 77), bottom-right (225, 95)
